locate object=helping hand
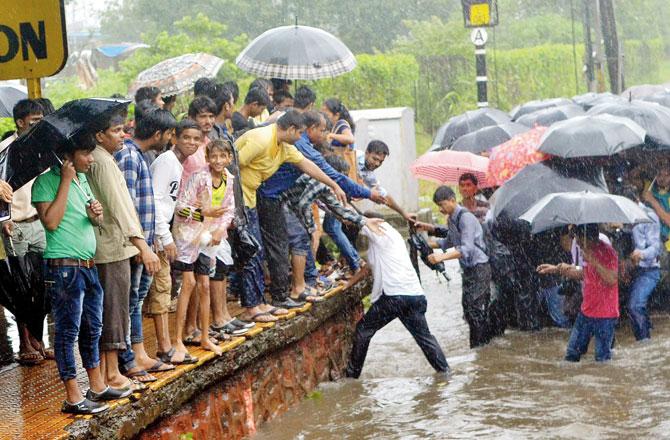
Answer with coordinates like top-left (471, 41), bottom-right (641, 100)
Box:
top-left (369, 189), bottom-right (387, 205)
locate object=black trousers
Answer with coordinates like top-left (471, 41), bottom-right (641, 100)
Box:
top-left (461, 263), bottom-right (492, 348)
top-left (346, 294), bottom-right (449, 378)
top-left (256, 195), bottom-right (289, 302)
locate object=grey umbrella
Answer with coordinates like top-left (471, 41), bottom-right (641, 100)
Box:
top-left (510, 97), bottom-right (573, 121)
top-left (537, 114), bottom-right (645, 158)
top-left (451, 122), bottom-right (528, 154)
top-left (520, 191), bottom-right (651, 233)
top-left (431, 108), bottom-right (511, 151)
top-left (622, 84), bottom-right (667, 100)
top-left (642, 92), bottom-right (670, 108)
top-left (235, 25), bottom-right (356, 80)
top-left (587, 100), bottom-right (670, 149)
top-left (572, 92), bottom-right (623, 111)
top-left (515, 104), bottom-right (585, 127)
top-left (0, 84), bottom-right (27, 118)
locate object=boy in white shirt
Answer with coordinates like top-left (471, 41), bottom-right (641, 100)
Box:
top-left (345, 216), bottom-right (450, 378)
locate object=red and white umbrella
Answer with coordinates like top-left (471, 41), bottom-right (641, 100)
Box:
top-left (410, 150), bottom-right (492, 188)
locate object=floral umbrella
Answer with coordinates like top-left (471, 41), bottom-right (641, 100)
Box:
top-left (487, 126), bottom-right (550, 186)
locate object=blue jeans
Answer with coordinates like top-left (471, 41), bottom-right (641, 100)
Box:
top-left (305, 248), bottom-right (319, 287)
top-left (118, 263), bottom-right (153, 371)
top-left (539, 285), bottom-right (571, 328)
top-left (46, 264), bottom-right (104, 381)
top-left (323, 213), bottom-right (360, 271)
top-left (627, 267), bottom-right (661, 341)
top-left (565, 312), bottom-right (617, 362)
top-left (240, 207), bottom-right (265, 308)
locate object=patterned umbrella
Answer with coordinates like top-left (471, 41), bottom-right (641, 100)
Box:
top-left (128, 53), bottom-right (225, 97)
top-left (488, 126), bottom-right (549, 186)
top-left (236, 25), bottom-right (356, 80)
top-left (410, 150), bottom-right (492, 188)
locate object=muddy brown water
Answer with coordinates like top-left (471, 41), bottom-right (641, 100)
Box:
top-left (256, 261), bottom-right (670, 440)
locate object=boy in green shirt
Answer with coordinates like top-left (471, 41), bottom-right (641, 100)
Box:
top-left (33, 139), bottom-right (129, 415)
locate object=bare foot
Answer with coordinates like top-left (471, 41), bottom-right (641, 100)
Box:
top-left (201, 340), bottom-right (223, 356)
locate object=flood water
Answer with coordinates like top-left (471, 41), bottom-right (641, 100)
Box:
top-left (256, 261), bottom-right (670, 439)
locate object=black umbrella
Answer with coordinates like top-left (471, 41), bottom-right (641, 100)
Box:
top-left (432, 108), bottom-right (511, 151)
top-left (451, 122), bottom-right (528, 154)
top-left (538, 114), bottom-right (646, 158)
top-left (510, 98), bottom-right (573, 121)
top-left (572, 92), bottom-right (623, 111)
top-left (520, 191), bottom-right (650, 233)
top-left (235, 25), bottom-right (356, 80)
top-left (515, 104), bottom-right (584, 128)
top-left (488, 162), bottom-right (608, 245)
top-left (0, 85), bottom-right (27, 118)
top-left (0, 98), bottom-right (129, 191)
top-left (642, 92), bottom-right (670, 108)
top-left (587, 100), bottom-right (670, 149)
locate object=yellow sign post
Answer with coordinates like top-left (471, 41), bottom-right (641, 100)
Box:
top-left (0, 0), bottom-right (68, 98)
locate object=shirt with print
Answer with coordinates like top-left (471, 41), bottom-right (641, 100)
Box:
top-left (114, 139), bottom-right (156, 246)
top-left (280, 174), bottom-right (363, 234)
top-left (235, 123), bottom-right (304, 208)
top-left (88, 145), bottom-right (143, 264)
top-left (31, 168), bottom-right (96, 260)
top-left (581, 239), bottom-right (619, 319)
top-left (150, 150), bottom-right (184, 248)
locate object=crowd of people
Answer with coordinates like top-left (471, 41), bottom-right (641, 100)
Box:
top-left (0, 78), bottom-right (416, 415)
top-left (1, 77), bottom-right (667, 417)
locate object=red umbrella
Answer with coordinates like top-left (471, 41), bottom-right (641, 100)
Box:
top-left (410, 150), bottom-right (492, 188)
top-left (487, 126), bottom-right (550, 186)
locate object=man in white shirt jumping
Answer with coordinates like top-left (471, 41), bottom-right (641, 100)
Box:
top-left (345, 215), bottom-right (450, 378)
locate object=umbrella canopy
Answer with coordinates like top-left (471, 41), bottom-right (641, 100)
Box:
top-left (587, 100), bottom-right (670, 149)
top-left (642, 92), bottom-right (670, 108)
top-left (0, 98), bottom-right (130, 190)
top-left (236, 25), bottom-right (356, 80)
top-left (622, 84), bottom-right (667, 100)
top-left (0, 84), bottom-right (27, 118)
top-left (432, 108), bottom-right (511, 151)
top-left (487, 126), bottom-right (549, 186)
top-left (537, 114), bottom-right (645, 158)
top-left (410, 150), bottom-right (492, 188)
top-left (515, 104), bottom-right (585, 127)
top-left (128, 53), bottom-right (224, 97)
top-left (490, 162), bottom-right (608, 221)
top-left (510, 98), bottom-right (573, 121)
top-left (451, 122), bottom-right (528, 154)
top-left (572, 92), bottom-right (623, 111)
top-left (520, 191), bottom-right (651, 233)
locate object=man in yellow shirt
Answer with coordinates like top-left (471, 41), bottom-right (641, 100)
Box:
top-left (234, 110), bottom-right (345, 321)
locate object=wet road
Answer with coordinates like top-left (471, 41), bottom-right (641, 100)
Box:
top-left (256, 261), bottom-right (670, 440)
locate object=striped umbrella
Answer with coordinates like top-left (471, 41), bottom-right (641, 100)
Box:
top-left (410, 150), bottom-right (492, 188)
top-left (236, 25), bottom-right (356, 80)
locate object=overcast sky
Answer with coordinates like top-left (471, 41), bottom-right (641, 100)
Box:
top-left (65, 0), bottom-right (107, 32)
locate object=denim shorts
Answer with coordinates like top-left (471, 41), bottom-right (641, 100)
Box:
top-left (211, 258), bottom-right (233, 281)
top-left (286, 209), bottom-right (310, 256)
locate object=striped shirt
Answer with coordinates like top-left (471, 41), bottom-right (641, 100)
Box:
top-left (115, 139), bottom-right (156, 246)
top-left (280, 175), bottom-right (363, 233)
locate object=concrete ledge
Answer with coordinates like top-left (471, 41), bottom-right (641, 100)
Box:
top-left (64, 278), bottom-right (370, 439)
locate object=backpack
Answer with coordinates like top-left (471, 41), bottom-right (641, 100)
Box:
top-left (453, 208), bottom-right (513, 276)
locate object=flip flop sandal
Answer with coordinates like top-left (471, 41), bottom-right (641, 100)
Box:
top-left (128, 379), bottom-right (148, 392)
top-left (183, 329), bottom-right (202, 346)
top-left (145, 359), bottom-right (175, 373)
top-left (267, 307), bottom-right (288, 316)
top-left (158, 348), bottom-right (198, 365)
top-left (16, 351), bottom-right (44, 366)
top-left (294, 291), bottom-right (324, 303)
top-left (242, 312), bottom-right (277, 323)
top-left (39, 346), bottom-right (56, 360)
top-left (124, 369), bottom-right (157, 383)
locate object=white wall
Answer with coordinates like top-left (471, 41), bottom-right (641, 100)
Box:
top-left (350, 107), bottom-right (419, 212)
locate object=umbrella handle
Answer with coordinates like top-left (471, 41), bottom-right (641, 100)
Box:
top-left (51, 152), bottom-right (93, 204)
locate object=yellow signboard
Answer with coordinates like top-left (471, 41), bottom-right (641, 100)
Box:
top-left (0, 0), bottom-right (68, 80)
top-left (470, 4), bottom-right (491, 27)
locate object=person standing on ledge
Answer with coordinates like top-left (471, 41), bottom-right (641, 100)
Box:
top-left (345, 215), bottom-right (450, 379)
